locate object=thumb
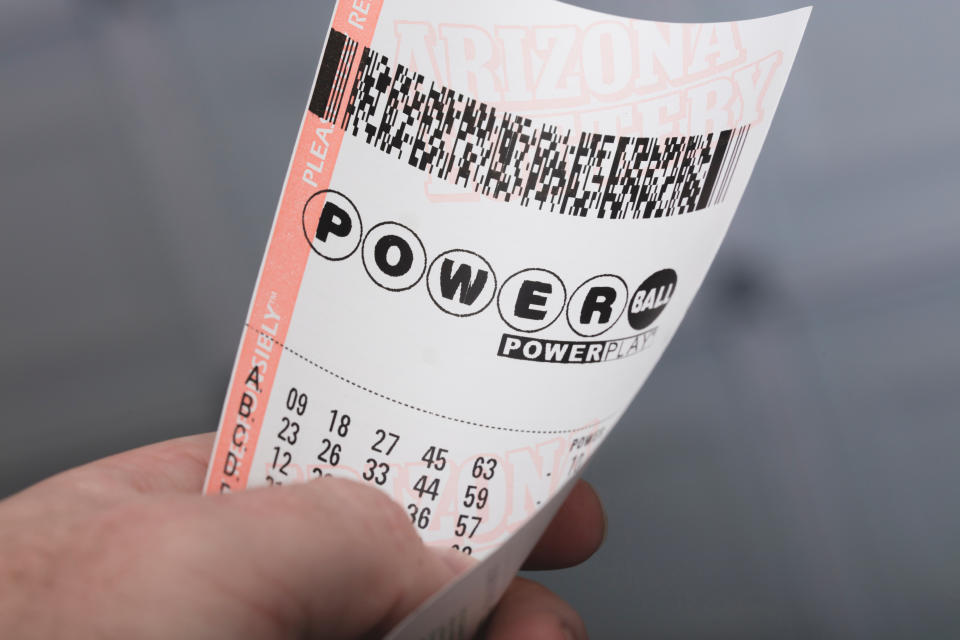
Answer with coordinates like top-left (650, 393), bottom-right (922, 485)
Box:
top-left (177, 478), bottom-right (473, 639)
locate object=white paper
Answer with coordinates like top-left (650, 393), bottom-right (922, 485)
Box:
top-left (203, 1), bottom-right (810, 636)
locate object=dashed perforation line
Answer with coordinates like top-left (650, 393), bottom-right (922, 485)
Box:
top-left (246, 324), bottom-right (602, 435)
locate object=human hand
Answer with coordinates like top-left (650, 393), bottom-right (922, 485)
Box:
top-left (0, 434), bottom-right (604, 639)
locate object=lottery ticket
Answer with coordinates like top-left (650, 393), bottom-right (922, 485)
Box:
top-left (203, 0), bottom-right (810, 636)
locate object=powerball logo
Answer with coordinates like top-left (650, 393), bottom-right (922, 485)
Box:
top-left (302, 188), bottom-right (677, 365)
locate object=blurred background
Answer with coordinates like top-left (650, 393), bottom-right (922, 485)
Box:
top-left (1, 0), bottom-right (958, 637)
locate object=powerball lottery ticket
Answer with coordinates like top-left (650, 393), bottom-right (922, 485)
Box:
top-left (203, 1), bottom-right (810, 636)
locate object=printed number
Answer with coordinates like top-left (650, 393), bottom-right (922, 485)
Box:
top-left (407, 504), bottom-right (431, 530)
top-left (471, 457), bottom-right (497, 480)
top-left (311, 467), bottom-right (324, 478)
top-left (455, 515), bottom-right (482, 538)
top-left (372, 429), bottom-right (400, 455)
top-left (317, 439), bottom-right (341, 466)
top-left (568, 453), bottom-right (586, 476)
top-left (463, 485), bottom-right (489, 509)
top-left (363, 459), bottom-right (390, 485)
top-left (278, 417), bottom-right (299, 445)
top-left (413, 475), bottom-right (440, 501)
top-left (286, 388), bottom-right (308, 416)
top-left (271, 447), bottom-right (291, 477)
top-left (421, 446), bottom-right (448, 471)
top-left (452, 544), bottom-right (473, 556)
top-left (265, 475), bottom-right (283, 486)
top-left (329, 410), bottom-right (350, 437)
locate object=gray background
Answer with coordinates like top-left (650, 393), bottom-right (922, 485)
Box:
top-left (1, 1), bottom-right (958, 638)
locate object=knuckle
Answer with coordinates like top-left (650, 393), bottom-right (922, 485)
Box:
top-left (329, 479), bottom-right (419, 545)
top-left (266, 478), bottom-right (420, 547)
top-left (332, 482), bottom-right (426, 570)
top-left (90, 501), bottom-right (156, 544)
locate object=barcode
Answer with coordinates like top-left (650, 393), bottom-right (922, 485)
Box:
top-left (309, 30), bottom-right (359, 125)
top-left (310, 29), bottom-right (750, 220)
top-left (704, 124), bottom-right (750, 209)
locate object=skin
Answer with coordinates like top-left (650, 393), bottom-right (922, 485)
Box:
top-left (0, 433), bottom-right (604, 639)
